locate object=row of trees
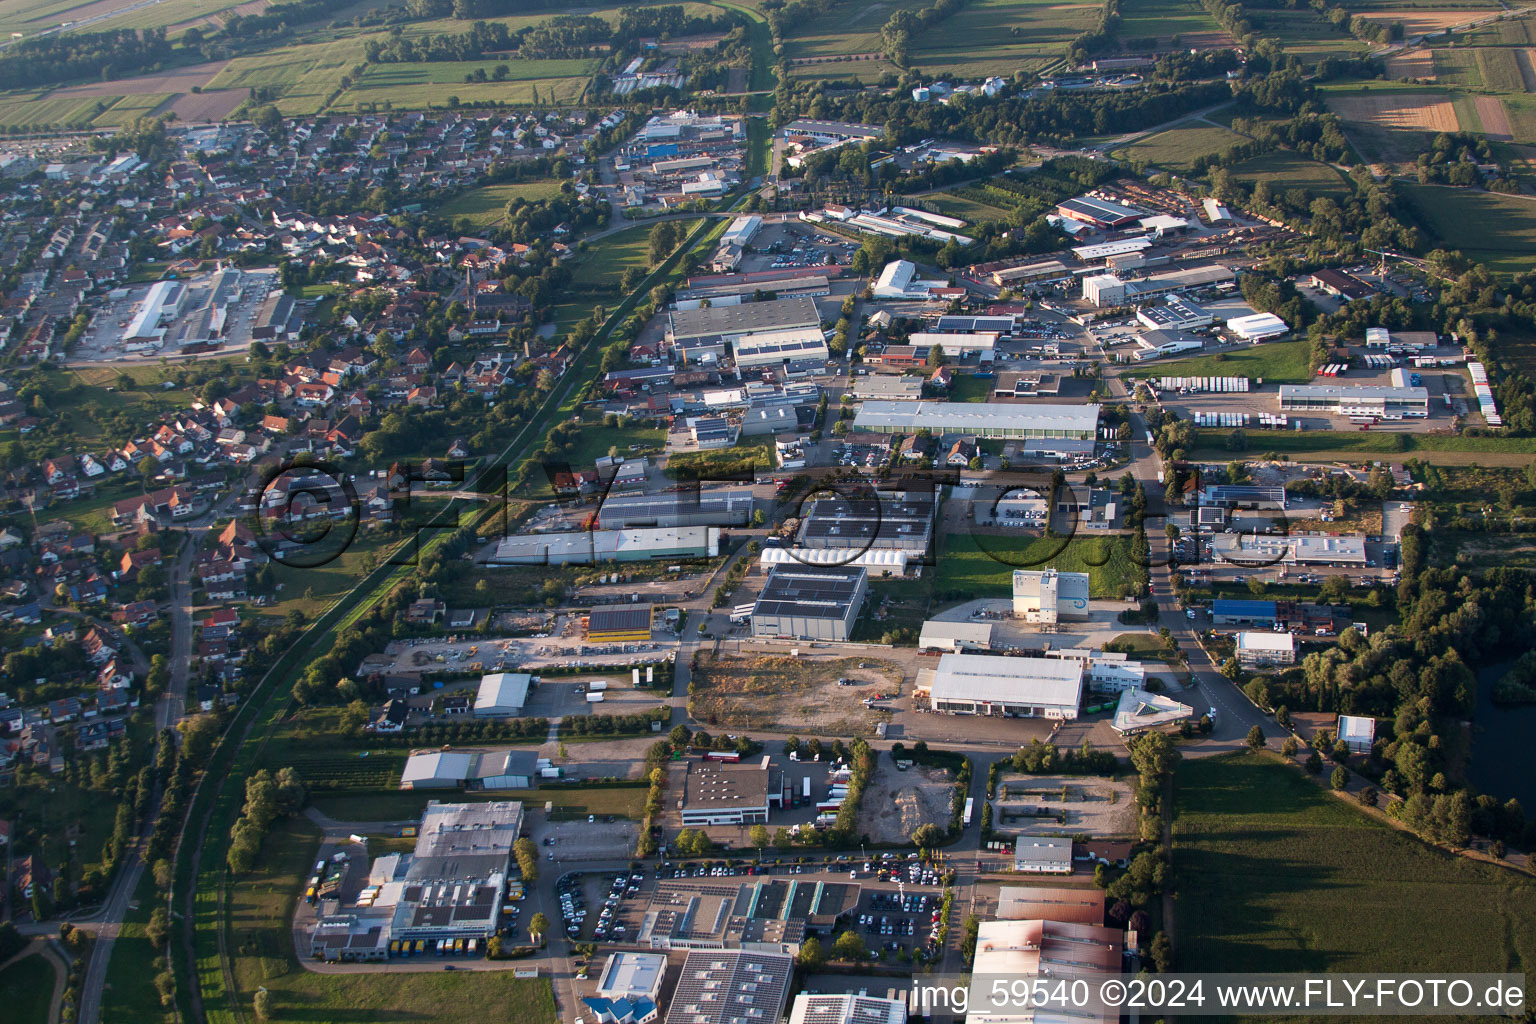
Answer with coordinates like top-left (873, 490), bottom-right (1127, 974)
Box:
top-left (227, 768), bottom-right (306, 874)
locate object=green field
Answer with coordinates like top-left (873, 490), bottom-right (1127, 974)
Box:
top-left (1114, 122), bottom-right (1247, 171)
top-left (1400, 182), bottom-right (1536, 276)
top-left (935, 531), bottom-right (1136, 598)
top-left (1117, 0), bottom-right (1225, 41)
top-left (334, 59), bottom-right (594, 109)
top-left (223, 819), bottom-right (559, 1024)
top-left (0, 952), bottom-right (53, 1024)
top-left (1174, 752), bottom-right (1536, 974)
top-left (550, 220), bottom-right (704, 333)
top-left (1148, 339), bottom-right (1313, 384)
top-left (1225, 150), bottom-right (1352, 196)
top-left (906, 0), bottom-right (1097, 77)
top-left (434, 180), bottom-right (567, 228)
top-left (1192, 427), bottom-right (1536, 459)
top-left (93, 92), bottom-right (172, 127)
top-left (925, 190), bottom-right (1014, 224)
top-left (0, 92), bottom-right (110, 128)
top-left (947, 374), bottom-right (994, 403)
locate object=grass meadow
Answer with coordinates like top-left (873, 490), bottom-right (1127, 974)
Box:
top-left (1173, 752), bottom-right (1536, 974)
top-left (1151, 339), bottom-right (1313, 384)
top-left (1225, 150), bottom-right (1352, 195)
top-left (934, 531), bottom-right (1136, 598)
top-left (434, 180), bottom-right (568, 228)
top-left (1400, 182), bottom-right (1536, 276)
top-left (1114, 122), bottom-right (1247, 171)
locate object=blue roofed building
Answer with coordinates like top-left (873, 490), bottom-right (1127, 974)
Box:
top-left (1211, 599), bottom-right (1278, 627)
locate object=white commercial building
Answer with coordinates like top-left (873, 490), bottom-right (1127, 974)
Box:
top-left (1012, 836), bottom-right (1074, 873)
top-left (922, 652), bottom-right (1084, 719)
top-left (907, 331), bottom-right (997, 358)
top-left (918, 620), bottom-right (994, 652)
top-left (719, 215), bottom-right (762, 248)
top-left (1337, 714), bottom-right (1377, 753)
top-left (1112, 688), bottom-right (1194, 735)
top-left (872, 259), bottom-right (946, 299)
top-left (1210, 533), bottom-right (1367, 568)
top-left (1012, 569), bottom-right (1090, 623)
top-left (1278, 384), bottom-right (1430, 419)
top-left (1236, 631), bottom-right (1296, 668)
top-left (1082, 273), bottom-right (1127, 307)
top-left (852, 401), bottom-right (1099, 445)
top-left (473, 672), bottom-right (532, 717)
top-left (488, 527), bottom-right (720, 566)
top-left (758, 546), bottom-right (909, 576)
top-left (732, 326), bottom-right (829, 368)
top-left (1226, 312), bottom-right (1289, 341)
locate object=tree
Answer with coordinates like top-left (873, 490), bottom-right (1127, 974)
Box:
top-left (910, 822), bottom-right (945, 847)
top-left (797, 935), bottom-right (827, 969)
top-left (146, 906), bottom-right (170, 948)
top-left (1282, 736), bottom-right (1299, 757)
top-left (528, 911), bottom-right (550, 946)
top-left (254, 989), bottom-right (272, 1021)
top-left (927, 343), bottom-right (947, 367)
top-left (1246, 725), bottom-right (1265, 752)
top-left (1148, 931), bottom-right (1172, 972)
top-left (1359, 786), bottom-right (1379, 807)
top-left (1331, 766), bottom-right (1349, 790)
top-left (1305, 750), bottom-right (1324, 774)
top-left (1275, 705), bottom-right (1291, 730)
top-left (832, 929), bottom-right (866, 961)
top-left (749, 824), bottom-right (770, 849)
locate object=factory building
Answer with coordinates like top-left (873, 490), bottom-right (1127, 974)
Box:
top-left (757, 546), bottom-right (909, 577)
top-left (586, 606), bottom-right (654, 643)
top-left (583, 953), bottom-right (668, 1024)
top-left (918, 620), bottom-right (995, 652)
top-left (473, 672), bottom-right (533, 717)
top-left (1278, 384), bottom-right (1429, 419)
top-left (851, 401), bottom-right (1099, 447)
top-left (661, 950), bottom-right (795, 1024)
top-left (596, 487), bottom-right (754, 529)
top-left (788, 993), bottom-right (907, 1024)
top-left (1226, 312), bottom-right (1290, 341)
top-left (797, 493), bottom-right (935, 555)
top-left (679, 759), bottom-right (779, 826)
top-left (1135, 295), bottom-right (1214, 331)
top-left (1236, 631), bottom-right (1297, 668)
top-left (750, 564), bottom-right (868, 642)
top-left (1209, 533), bottom-right (1367, 567)
top-left (667, 296), bottom-right (821, 346)
top-left (1083, 265), bottom-right (1235, 307)
top-left (487, 527), bottom-right (721, 566)
top-left (720, 215), bottom-right (763, 248)
top-left (1012, 569), bottom-right (1091, 623)
top-left (920, 652), bottom-right (1085, 719)
top-left (1055, 195), bottom-right (1144, 229)
top-left (399, 748), bottom-right (539, 790)
top-left (872, 259), bottom-right (947, 299)
top-left (989, 260), bottom-right (1073, 288)
top-left (731, 326), bottom-right (829, 369)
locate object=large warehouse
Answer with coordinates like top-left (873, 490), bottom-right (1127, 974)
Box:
top-left (1055, 195), bottom-right (1143, 229)
top-left (473, 672), bottom-right (532, 717)
top-left (852, 401), bottom-right (1099, 445)
top-left (750, 564), bottom-right (868, 641)
top-left (907, 331), bottom-right (997, 358)
top-left (399, 749), bottom-right (539, 790)
top-left (308, 800), bottom-right (523, 961)
top-left (487, 526), bottom-right (720, 566)
top-left (1226, 312), bottom-right (1290, 341)
top-left (921, 652), bottom-right (1084, 719)
top-left (1012, 569), bottom-right (1091, 623)
top-left (667, 295), bottom-right (820, 345)
top-left (679, 759), bottom-right (778, 825)
top-left (596, 487), bottom-right (754, 529)
top-left (587, 606), bottom-right (654, 643)
top-left (732, 326), bottom-right (829, 369)
top-left (1210, 533), bottom-right (1367, 567)
top-left (797, 494), bottom-right (935, 555)
top-left (1278, 384), bottom-right (1429, 418)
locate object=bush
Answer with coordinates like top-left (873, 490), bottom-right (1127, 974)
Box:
top-left (1331, 766), bottom-right (1348, 791)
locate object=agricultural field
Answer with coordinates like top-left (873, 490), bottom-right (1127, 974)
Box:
top-left (1152, 338), bottom-right (1313, 384)
top-left (433, 180), bottom-right (568, 229)
top-left (924, 189), bottom-right (1015, 224)
top-left (1116, 0), bottom-right (1225, 45)
top-left (1249, 7), bottom-right (1367, 61)
top-left (221, 819), bottom-right (559, 1024)
top-left (0, 952), bottom-right (53, 1024)
top-left (91, 92), bottom-right (172, 127)
top-left (1399, 181), bottom-right (1536, 276)
top-left (904, 0), bottom-right (1101, 78)
top-left (782, 0), bottom-right (929, 61)
top-left (1113, 121), bottom-right (1246, 171)
top-left (306, 785), bottom-right (647, 822)
top-left (1224, 149), bottom-right (1352, 195)
top-left (1173, 752), bottom-right (1536, 974)
top-left (934, 531), bottom-right (1136, 599)
top-left (0, 92), bottom-right (111, 129)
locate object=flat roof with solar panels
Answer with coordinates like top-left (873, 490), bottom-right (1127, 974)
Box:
top-left (797, 493), bottom-right (935, 553)
top-left (586, 605), bottom-right (653, 642)
top-left (662, 950), bottom-right (795, 1024)
top-left (1056, 195), bottom-right (1144, 228)
top-left (751, 564), bottom-right (868, 641)
top-left (934, 315), bottom-right (1016, 335)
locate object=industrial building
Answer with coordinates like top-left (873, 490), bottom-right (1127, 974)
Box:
top-left (1011, 569), bottom-right (1091, 623)
top-left (1135, 295), bottom-right (1214, 331)
top-left (473, 672), bottom-right (533, 717)
top-left (1307, 268), bottom-right (1373, 301)
top-left (1197, 484), bottom-right (1287, 510)
top-left (1236, 631), bottom-right (1296, 668)
top-left (679, 758), bottom-right (779, 826)
top-left (750, 564), bottom-right (868, 642)
top-left (731, 326), bottom-right (829, 369)
top-left (1012, 836), bottom-right (1074, 873)
top-left (667, 296), bottom-right (821, 346)
top-left (907, 331), bottom-right (997, 358)
top-left (639, 877), bottom-right (859, 952)
top-left (1082, 265), bottom-right (1234, 307)
top-left (788, 993), bottom-right (907, 1024)
top-left (662, 950), bottom-right (795, 1024)
top-left (587, 606), bottom-right (654, 643)
top-left (935, 314), bottom-right (1017, 335)
top-left (1055, 195), bottom-right (1144, 229)
top-left (719, 215), bottom-right (763, 249)
top-left (1210, 599), bottom-right (1279, 627)
top-left (851, 401), bottom-right (1099, 446)
top-left (1278, 384), bottom-right (1430, 418)
top-left (1111, 688), bottom-right (1193, 735)
top-left (399, 748), bottom-right (539, 789)
top-left (995, 885), bottom-right (1105, 925)
top-left (872, 259), bottom-right (937, 299)
top-left (308, 801), bottom-right (523, 962)
top-left (596, 487), bottom-right (754, 529)
top-left (921, 652), bottom-right (1084, 719)
top-left (918, 620), bottom-right (994, 652)
top-left (1226, 312), bottom-right (1290, 341)
top-left (969, 918), bottom-right (1123, 1024)
top-left (1210, 533), bottom-right (1367, 567)
top-left (584, 952), bottom-right (668, 1024)
top-left (989, 260), bottom-right (1072, 288)
top-left (487, 527), bottom-right (721, 566)
top-left (797, 493), bottom-right (935, 555)
top-left (757, 546), bottom-right (909, 576)
top-left (850, 374), bottom-right (925, 400)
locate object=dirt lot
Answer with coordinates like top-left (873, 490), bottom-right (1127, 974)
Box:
top-left (858, 761), bottom-right (957, 844)
top-left (1329, 92), bottom-right (1461, 132)
top-left (688, 654), bottom-right (903, 736)
top-left (991, 772), bottom-right (1136, 838)
top-left (1386, 48), bottom-right (1436, 81)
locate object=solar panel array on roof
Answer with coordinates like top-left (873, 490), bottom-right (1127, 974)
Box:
top-left (753, 566), bottom-right (864, 618)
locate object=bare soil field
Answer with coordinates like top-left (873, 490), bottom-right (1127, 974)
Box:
top-left (167, 88), bottom-right (248, 121)
top-left (859, 762), bottom-right (956, 844)
top-left (1475, 94), bottom-right (1514, 140)
top-left (992, 772), bottom-right (1136, 837)
top-left (1328, 91), bottom-right (1461, 131)
top-left (48, 59), bottom-right (229, 97)
top-left (688, 653), bottom-right (903, 736)
top-left (1386, 48), bottom-right (1436, 80)
top-left (1356, 9), bottom-right (1491, 34)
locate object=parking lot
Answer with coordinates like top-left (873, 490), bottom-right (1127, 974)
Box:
top-left (738, 222), bottom-right (858, 274)
top-left (73, 268), bottom-right (284, 364)
top-left (372, 631), bottom-right (679, 678)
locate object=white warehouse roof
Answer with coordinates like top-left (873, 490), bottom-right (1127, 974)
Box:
top-left (927, 652), bottom-right (1084, 707)
top-left (474, 672), bottom-right (532, 714)
top-left (759, 546), bottom-right (908, 573)
top-left (400, 751), bottom-right (474, 786)
top-left (852, 400), bottom-right (1099, 437)
top-left (1236, 631), bottom-right (1295, 652)
top-left (1226, 312), bottom-right (1289, 336)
